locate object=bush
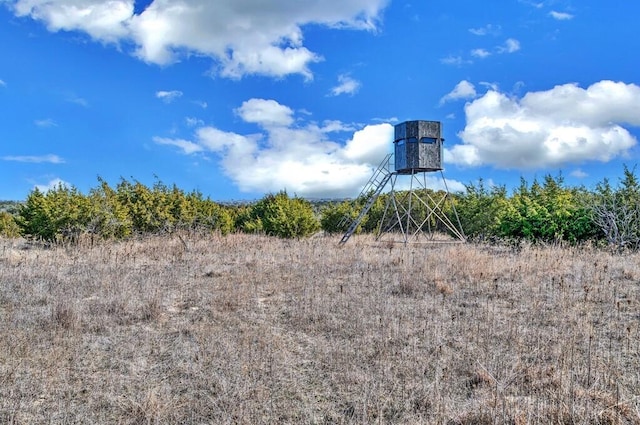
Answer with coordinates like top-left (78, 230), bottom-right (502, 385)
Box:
top-left (320, 200), bottom-right (358, 234)
top-left (0, 211), bottom-right (19, 238)
top-left (455, 180), bottom-right (507, 240)
top-left (590, 166), bottom-right (640, 250)
top-left (87, 179), bottom-right (133, 239)
top-left (13, 178), bottom-right (239, 242)
top-left (242, 191), bottom-right (320, 238)
top-left (15, 185), bottom-right (92, 242)
top-left (496, 176), bottom-right (596, 244)
top-left (193, 198), bottom-right (234, 235)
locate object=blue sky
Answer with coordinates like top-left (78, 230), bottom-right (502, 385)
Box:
top-left (1, 0), bottom-right (639, 201)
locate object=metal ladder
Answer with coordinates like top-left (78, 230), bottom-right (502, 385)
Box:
top-left (339, 154), bottom-right (393, 245)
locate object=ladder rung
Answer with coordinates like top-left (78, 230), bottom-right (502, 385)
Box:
top-left (339, 157), bottom-right (393, 245)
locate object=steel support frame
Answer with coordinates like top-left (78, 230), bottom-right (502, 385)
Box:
top-left (375, 170), bottom-right (466, 244)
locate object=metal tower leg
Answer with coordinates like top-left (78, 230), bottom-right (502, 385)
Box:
top-left (375, 171), bottom-right (466, 244)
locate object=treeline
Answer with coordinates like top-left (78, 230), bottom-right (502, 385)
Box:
top-left (321, 167), bottom-right (640, 250)
top-left (0, 178), bottom-right (318, 242)
top-left (2, 168), bottom-right (640, 249)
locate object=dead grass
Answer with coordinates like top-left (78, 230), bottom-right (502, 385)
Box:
top-left (1, 234), bottom-right (640, 424)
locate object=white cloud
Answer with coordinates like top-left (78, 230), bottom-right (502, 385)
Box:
top-left (519, 0), bottom-right (544, 8)
top-left (479, 81), bottom-right (499, 91)
top-left (155, 98), bottom-right (397, 198)
top-left (10, 0), bottom-right (388, 79)
top-left (341, 123), bottom-right (393, 165)
top-left (570, 169), bottom-right (588, 178)
top-left (153, 136), bottom-right (203, 154)
top-left (0, 79), bottom-right (6, 87)
top-left (329, 74), bottom-right (361, 96)
top-left (471, 48), bottom-right (491, 58)
top-left (549, 11), bottom-right (574, 20)
top-left (468, 24), bottom-right (501, 36)
top-left (372, 116), bottom-right (399, 123)
top-left (2, 154), bottom-right (65, 163)
top-left (440, 80), bottom-right (477, 105)
top-left (34, 118), bottom-right (58, 128)
top-left (35, 178), bottom-right (70, 193)
top-left (185, 117), bottom-right (204, 127)
top-left (156, 90), bottom-right (183, 103)
top-left (13, 0), bottom-right (132, 42)
top-left (235, 98), bottom-right (295, 128)
top-left (445, 38), bottom-right (518, 66)
top-left (497, 38), bottom-right (520, 54)
top-left (157, 100), bottom-right (467, 197)
top-left (321, 120), bottom-right (357, 133)
top-left (445, 80), bottom-right (640, 169)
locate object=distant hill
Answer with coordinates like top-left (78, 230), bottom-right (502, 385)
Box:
top-left (0, 201), bottom-right (21, 214)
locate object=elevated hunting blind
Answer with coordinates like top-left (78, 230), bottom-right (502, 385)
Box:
top-left (393, 120), bottom-right (443, 174)
top-left (339, 119), bottom-right (465, 246)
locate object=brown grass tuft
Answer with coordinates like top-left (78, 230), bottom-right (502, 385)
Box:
top-left (51, 300), bottom-right (79, 331)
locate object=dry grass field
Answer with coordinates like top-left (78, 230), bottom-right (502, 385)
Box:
top-left (1, 233), bottom-right (640, 424)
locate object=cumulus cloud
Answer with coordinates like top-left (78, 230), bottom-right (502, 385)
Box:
top-left (35, 178), bottom-right (71, 192)
top-left (329, 74), bottom-right (361, 96)
top-left (10, 0), bottom-right (388, 79)
top-left (550, 11), bottom-right (574, 20)
top-left (440, 80), bottom-right (477, 105)
top-left (340, 123), bottom-right (393, 165)
top-left (156, 90), bottom-right (183, 103)
top-left (13, 0), bottom-right (132, 42)
top-left (156, 98), bottom-right (467, 197)
top-left (154, 98), bottom-right (388, 197)
top-left (235, 98), bottom-right (295, 128)
top-left (445, 80), bottom-right (640, 169)
top-left (2, 154), bottom-right (65, 163)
